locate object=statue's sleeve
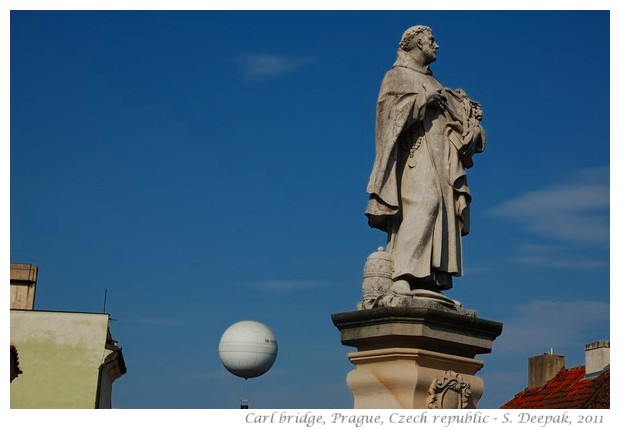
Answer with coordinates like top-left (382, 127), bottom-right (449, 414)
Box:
top-left (366, 69), bottom-right (426, 231)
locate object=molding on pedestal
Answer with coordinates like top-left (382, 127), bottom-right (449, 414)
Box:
top-left (332, 306), bottom-right (503, 409)
top-left (348, 347), bottom-right (484, 370)
top-left (332, 306), bottom-right (503, 357)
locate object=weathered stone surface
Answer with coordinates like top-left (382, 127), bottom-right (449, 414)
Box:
top-left (346, 348), bottom-right (484, 409)
top-left (333, 306), bottom-right (501, 357)
top-left (332, 306), bottom-right (502, 409)
top-left (365, 25), bottom-right (486, 304)
top-left (528, 353), bottom-right (565, 389)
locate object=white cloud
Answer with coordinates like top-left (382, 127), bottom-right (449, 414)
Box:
top-left (252, 280), bottom-right (329, 292)
top-left (136, 317), bottom-right (182, 326)
top-left (489, 166), bottom-right (609, 246)
top-left (511, 243), bottom-right (608, 270)
top-left (235, 52), bottom-right (316, 79)
top-left (493, 300), bottom-right (610, 356)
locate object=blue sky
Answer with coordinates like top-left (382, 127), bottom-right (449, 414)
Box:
top-left (6, 7), bottom-right (612, 410)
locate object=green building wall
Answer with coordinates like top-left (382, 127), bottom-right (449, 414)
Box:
top-left (10, 310), bottom-right (113, 408)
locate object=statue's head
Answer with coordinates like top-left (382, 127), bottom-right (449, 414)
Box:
top-left (398, 25), bottom-right (433, 52)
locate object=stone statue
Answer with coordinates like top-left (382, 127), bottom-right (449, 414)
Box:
top-left (361, 25), bottom-right (486, 309)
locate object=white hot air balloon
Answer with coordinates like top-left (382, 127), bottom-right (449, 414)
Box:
top-left (218, 321), bottom-right (278, 379)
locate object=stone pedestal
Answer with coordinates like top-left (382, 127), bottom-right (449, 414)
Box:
top-left (332, 306), bottom-right (502, 409)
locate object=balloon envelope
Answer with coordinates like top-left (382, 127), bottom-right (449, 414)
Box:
top-left (218, 321), bottom-right (278, 379)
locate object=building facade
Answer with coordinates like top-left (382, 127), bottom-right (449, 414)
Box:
top-left (10, 263), bottom-right (126, 408)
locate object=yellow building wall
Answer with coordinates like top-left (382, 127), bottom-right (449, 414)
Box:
top-left (10, 310), bottom-right (111, 408)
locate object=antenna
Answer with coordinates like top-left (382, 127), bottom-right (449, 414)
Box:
top-left (102, 289), bottom-right (118, 321)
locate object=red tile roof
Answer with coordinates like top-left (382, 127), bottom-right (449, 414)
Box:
top-left (501, 366), bottom-right (610, 409)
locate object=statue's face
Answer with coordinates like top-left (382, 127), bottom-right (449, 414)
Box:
top-left (418, 31), bottom-right (439, 64)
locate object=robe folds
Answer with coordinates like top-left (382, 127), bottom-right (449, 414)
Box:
top-left (365, 60), bottom-right (478, 290)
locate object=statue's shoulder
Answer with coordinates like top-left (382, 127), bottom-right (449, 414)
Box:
top-left (385, 65), bottom-right (409, 80)
top-left (380, 66), bottom-right (428, 95)
top-left (382, 66), bottom-right (415, 86)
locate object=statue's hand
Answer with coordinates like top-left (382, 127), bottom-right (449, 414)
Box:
top-left (462, 126), bottom-right (484, 156)
top-left (426, 89), bottom-right (447, 109)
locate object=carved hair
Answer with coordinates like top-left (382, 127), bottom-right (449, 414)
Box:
top-left (399, 25), bottom-right (432, 51)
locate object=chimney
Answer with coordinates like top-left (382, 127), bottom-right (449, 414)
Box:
top-left (528, 351), bottom-right (565, 389)
top-left (10, 263), bottom-right (39, 310)
top-left (585, 340), bottom-right (610, 378)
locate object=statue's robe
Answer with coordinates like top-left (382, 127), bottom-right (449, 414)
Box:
top-left (365, 55), bottom-right (479, 290)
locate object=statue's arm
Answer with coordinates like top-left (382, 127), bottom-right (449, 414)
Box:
top-left (386, 88), bottom-right (441, 131)
top-left (378, 70), bottom-right (433, 133)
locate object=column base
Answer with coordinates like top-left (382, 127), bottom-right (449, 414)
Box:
top-left (332, 306), bottom-right (502, 409)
